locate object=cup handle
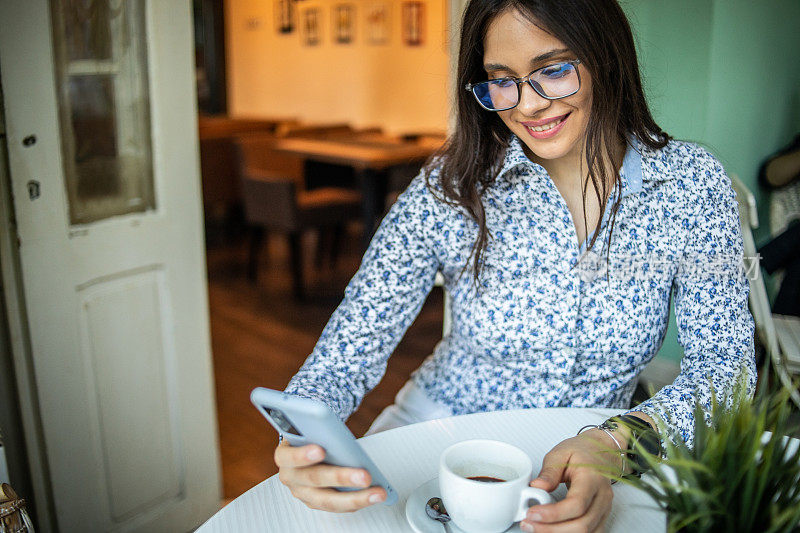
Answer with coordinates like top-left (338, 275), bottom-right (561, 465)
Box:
top-left (515, 487), bottom-right (554, 522)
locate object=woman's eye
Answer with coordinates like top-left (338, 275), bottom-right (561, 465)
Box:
top-left (541, 63), bottom-right (571, 78)
top-left (491, 78), bottom-right (515, 88)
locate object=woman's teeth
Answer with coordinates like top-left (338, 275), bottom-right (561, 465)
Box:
top-left (527, 115), bottom-right (567, 132)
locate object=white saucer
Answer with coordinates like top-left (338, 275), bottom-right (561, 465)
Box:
top-left (405, 478), bottom-right (523, 533)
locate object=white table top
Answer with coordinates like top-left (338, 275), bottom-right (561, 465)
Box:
top-left (197, 408), bottom-right (665, 532)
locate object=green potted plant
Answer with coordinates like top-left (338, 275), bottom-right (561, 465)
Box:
top-left (614, 370), bottom-right (800, 532)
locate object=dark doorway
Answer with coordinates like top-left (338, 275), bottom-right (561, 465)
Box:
top-left (193, 0), bottom-right (227, 115)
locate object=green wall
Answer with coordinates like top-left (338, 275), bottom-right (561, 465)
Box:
top-left (620, 0), bottom-right (800, 363)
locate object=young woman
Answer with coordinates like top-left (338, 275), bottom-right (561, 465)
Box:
top-left (274, 0), bottom-right (755, 530)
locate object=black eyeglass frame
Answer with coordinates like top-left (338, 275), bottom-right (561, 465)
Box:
top-left (465, 59), bottom-right (582, 112)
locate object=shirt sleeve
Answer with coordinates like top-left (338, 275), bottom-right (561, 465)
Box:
top-left (629, 149), bottom-right (757, 448)
top-left (284, 173), bottom-right (442, 420)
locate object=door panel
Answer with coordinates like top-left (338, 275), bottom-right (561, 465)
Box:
top-left (0, 1), bottom-right (222, 531)
top-left (79, 268), bottom-right (183, 522)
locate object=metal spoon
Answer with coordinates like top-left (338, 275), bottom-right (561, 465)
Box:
top-left (425, 497), bottom-right (453, 532)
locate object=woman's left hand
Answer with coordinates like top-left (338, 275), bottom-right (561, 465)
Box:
top-left (520, 430), bottom-right (621, 533)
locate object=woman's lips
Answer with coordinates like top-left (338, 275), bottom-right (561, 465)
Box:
top-left (522, 113), bottom-right (570, 139)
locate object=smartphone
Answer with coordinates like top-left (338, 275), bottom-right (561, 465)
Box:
top-left (250, 387), bottom-right (398, 505)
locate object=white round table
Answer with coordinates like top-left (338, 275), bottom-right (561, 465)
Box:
top-left (197, 408), bottom-right (665, 532)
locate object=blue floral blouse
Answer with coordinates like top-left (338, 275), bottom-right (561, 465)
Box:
top-left (285, 134), bottom-right (756, 446)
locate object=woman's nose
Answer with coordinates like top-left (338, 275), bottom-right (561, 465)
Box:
top-left (515, 82), bottom-right (551, 116)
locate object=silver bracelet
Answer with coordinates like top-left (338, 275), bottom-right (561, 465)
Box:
top-left (577, 424), bottom-right (625, 483)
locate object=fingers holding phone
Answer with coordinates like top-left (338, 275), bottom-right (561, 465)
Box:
top-left (274, 440), bottom-right (388, 512)
top-left (252, 388), bottom-right (398, 508)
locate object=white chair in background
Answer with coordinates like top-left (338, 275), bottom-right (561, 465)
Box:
top-left (434, 272), bottom-right (451, 336)
top-left (769, 179), bottom-right (800, 236)
top-left (767, 179), bottom-right (800, 291)
top-left (731, 175), bottom-right (800, 407)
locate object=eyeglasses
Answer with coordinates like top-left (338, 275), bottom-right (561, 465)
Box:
top-left (465, 60), bottom-right (582, 112)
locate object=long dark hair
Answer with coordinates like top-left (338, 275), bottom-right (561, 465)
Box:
top-left (427, 0), bottom-right (669, 283)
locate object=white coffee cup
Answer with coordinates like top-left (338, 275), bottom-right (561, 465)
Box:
top-left (439, 439), bottom-right (554, 533)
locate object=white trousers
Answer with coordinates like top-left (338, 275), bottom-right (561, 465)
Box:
top-left (365, 381), bottom-right (454, 436)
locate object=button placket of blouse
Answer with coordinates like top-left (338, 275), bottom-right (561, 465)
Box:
top-left (529, 169), bottom-right (582, 379)
top-left (571, 187), bottom-right (627, 363)
top-left (538, 171), bottom-right (581, 255)
top-left (554, 186), bottom-right (582, 372)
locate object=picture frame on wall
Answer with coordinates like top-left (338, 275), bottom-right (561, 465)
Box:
top-left (302, 7), bottom-right (321, 45)
top-left (365, 3), bottom-right (390, 45)
top-left (402, 1), bottom-right (425, 46)
top-left (333, 4), bottom-right (355, 44)
top-left (275, 0), bottom-right (295, 34)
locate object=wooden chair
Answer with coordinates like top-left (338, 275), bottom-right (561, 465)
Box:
top-left (236, 136), bottom-right (361, 298)
top-left (199, 136), bottom-right (239, 220)
top-left (198, 114), bottom-right (296, 139)
top-left (731, 175), bottom-right (800, 406)
top-left (274, 122), bottom-right (354, 139)
top-left (198, 115), bottom-right (298, 222)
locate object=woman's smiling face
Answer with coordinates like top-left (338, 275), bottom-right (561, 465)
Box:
top-left (483, 8), bottom-right (592, 168)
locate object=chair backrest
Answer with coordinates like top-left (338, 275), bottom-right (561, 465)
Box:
top-left (730, 175), bottom-right (781, 359)
top-left (769, 180), bottom-right (800, 235)
top-left (199, 137), bottom-right (239, 212)
top-left (236, 134), bottom-right (305, 186)
top-left (240, 172), bottom-right (299, 231)
top-left (275, 122), bottom-right (354, 139)
top-left (198, 115), bottom-right (292, 140)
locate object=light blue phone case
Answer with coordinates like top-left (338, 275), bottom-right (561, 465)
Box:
top-left (250, 387), bottom-right (398, 505)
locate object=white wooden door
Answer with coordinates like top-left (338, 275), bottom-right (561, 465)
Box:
top-left (0, 1), bottom-right (222, 531)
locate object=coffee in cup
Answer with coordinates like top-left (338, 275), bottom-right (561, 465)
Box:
top-left (439, 439), bottom-right (553, 533)
top-left (466, 476), bottom-right (505, 483)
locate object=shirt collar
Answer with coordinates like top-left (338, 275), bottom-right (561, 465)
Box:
top-left (497, 134), bottom-right (540, 178)
top-left (619, 137), bottom-right (643, 197)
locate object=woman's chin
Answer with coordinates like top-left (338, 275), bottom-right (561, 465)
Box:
top-left (519, 139), bottom-right (578, 164)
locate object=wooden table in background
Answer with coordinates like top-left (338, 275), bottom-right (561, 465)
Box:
top-left (272, 137), bottom-right (441, 250)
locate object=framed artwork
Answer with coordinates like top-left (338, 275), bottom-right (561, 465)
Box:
top-left (275, 0), bottom-right (295, 34)
top-left (402, 1), bottom-right (425, 46)
top-left (365, 3), bottom-right (390, 45)
top-left (333, 4), bottom-right (355, 44)
top-left (301, 7), bottom-right (321, 45)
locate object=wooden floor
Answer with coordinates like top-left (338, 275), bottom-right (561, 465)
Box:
top-left (206, 225), bottom-right (443, 499)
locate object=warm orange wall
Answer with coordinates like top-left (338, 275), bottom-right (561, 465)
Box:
top-left (225, 0), bottom-right (451, 135)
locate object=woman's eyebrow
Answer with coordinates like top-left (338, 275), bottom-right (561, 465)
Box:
top-left (530, 48), bottom-right (571, 64)
top-left (483, 48), bottom-right (572, 72)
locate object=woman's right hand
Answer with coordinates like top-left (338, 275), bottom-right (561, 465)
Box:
top-left (274, 440), bottom-right (387, 512)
